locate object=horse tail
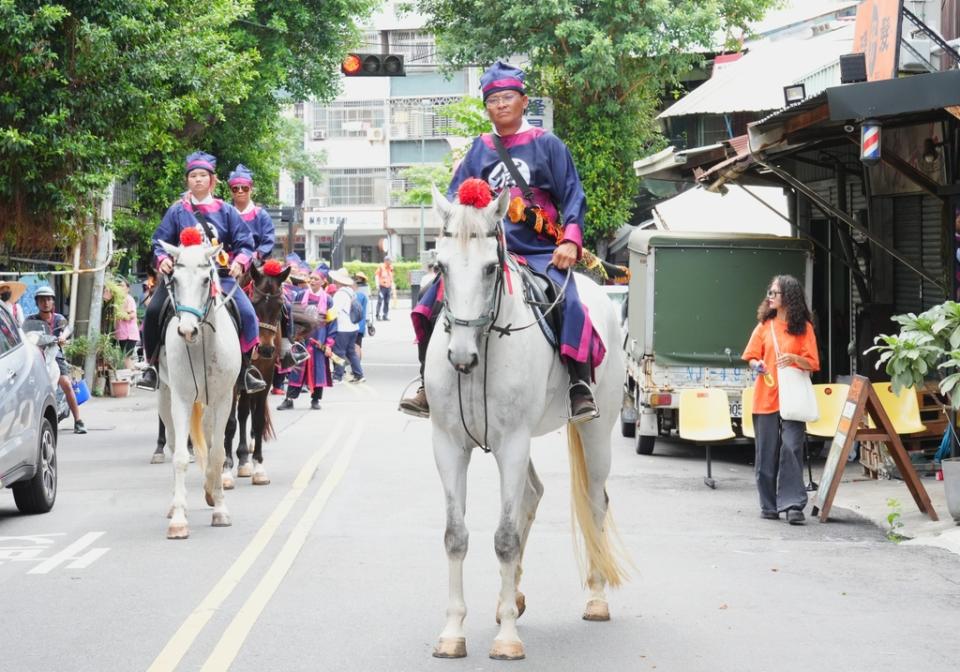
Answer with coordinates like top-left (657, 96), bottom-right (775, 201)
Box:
top-left (189, 401), bottom-right (208, 472)
top-left (567, 423), bottom-right (627, 589)
top-left (261, 397), bottom-right (276, 442)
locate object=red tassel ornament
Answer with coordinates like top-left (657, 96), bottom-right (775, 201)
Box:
top-left (180, 228), bottom-right (203, 247)
top-left (457, 178), bottom-right (493, 208)
top-left (262, 259), bottom-right (284, 276)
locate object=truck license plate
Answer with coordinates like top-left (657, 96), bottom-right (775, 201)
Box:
top-left (729, 401), bottom-right (742, 418)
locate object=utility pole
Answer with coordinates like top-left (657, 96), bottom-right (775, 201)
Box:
top-left (83, 183), bottom-right (113, 388)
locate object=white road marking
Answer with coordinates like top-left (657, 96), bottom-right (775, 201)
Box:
top-left (146, 420), bottom-right (345, 672)
top-left (27, 532), bottom-right (108, 574)
top-left (200, 425), bottom-right (362, 672)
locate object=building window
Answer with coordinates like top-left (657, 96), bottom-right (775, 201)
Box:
top-left (388, 30), bottom-right (437, 66)
top-left (312, 100), bottom-right (387, 138)
top-left (389, 96), bottom-right (462, 139)
top-left (310, 168), bottom-right (389, 207)
top-left (390, 166), bottom-right (412, 207)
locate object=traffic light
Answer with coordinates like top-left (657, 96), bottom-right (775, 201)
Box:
top-left (341, 53), bottom-right (405, 77)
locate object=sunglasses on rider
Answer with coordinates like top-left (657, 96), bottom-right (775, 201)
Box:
top-left (231, 185), bottom-right (250, 193)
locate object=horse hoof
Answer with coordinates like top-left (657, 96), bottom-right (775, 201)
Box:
top-left (489, 640), bottom-right (525, 660)
top-left (252, 473), bottom-right (271, 486)
top-left (237, 464), bottom-right (253, 478)
top-left (167, 523), bottom-right (189, 540)
top-left (222, 475), bottom-right (235, 490)
top-left (151, 452), bottom-right (165, 464)
top-left (212, 513), bottom-right (232, 527)
top-left (582, 599), bottom-right (610, 622)
top-left (432, 637), bottom-right (467, 658)
top-left (204, 490), bottom-right (214, 507)
top-left (496, 591), bottom-right (526, 624)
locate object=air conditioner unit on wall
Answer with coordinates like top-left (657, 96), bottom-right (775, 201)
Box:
top-left (367, 127), bottom-right (385, 142)
top-left (311, 128), bottom-right (326, 141)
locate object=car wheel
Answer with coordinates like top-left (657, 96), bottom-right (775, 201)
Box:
top-left (621, 417), bottom-right (636, 438)
top-left (636, 434), bottom-right (655, 456)
top-left (13, 417), bottom-right (57, 514)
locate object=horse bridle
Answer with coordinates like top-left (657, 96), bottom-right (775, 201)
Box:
top-left (167, 263), bottom-right (218, 325)
top-left (438, 223), bottom-right (506, 335)
top-left (247, 281), bottom-right (284, 335)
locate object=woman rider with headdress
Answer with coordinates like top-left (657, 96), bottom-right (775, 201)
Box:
top-left (399, 61), bottom-right (605, 423)
top-left (139, 151), bottom-right (266, 393)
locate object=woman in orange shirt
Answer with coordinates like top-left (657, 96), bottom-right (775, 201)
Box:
top-left (741, 275), bottom-right (820, 525)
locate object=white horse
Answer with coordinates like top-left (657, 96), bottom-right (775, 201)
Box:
top-left (426, 186), bottom-right (628, 660)
top-left (156, 241), bottom-right (241, 539)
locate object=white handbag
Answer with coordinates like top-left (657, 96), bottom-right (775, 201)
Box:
top-left (770, 322), bottom-right (819, 422)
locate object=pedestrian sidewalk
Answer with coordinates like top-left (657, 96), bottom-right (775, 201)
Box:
top-left (829, 461), bottom-right (960, 556)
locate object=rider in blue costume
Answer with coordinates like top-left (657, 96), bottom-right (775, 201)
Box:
top-left (139, 151), bottom-right (267, 393)
top-left (228, 163), bottom-right (307, 370)
top-left (400, 61), bottom-right (606, 423)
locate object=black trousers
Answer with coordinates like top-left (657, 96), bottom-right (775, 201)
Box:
top-left (143, 280), bottom-right (169, 364)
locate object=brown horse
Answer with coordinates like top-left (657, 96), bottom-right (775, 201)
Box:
top-left (222, 262), bottom-right (290, 488)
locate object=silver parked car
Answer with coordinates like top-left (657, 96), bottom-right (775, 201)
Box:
top-left (0, 303), bottom-right (59, 513)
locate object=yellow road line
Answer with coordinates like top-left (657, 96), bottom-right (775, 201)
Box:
top-left (146, 420), bottom-right (345, 672)
top-left (200, 425), bottom-right (362, 671)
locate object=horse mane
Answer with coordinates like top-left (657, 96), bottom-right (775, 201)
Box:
top-left (450, 200), bottom-right (497, 249)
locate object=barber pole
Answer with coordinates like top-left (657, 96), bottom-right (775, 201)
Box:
top-left (860, 120), bottom-right (881, 166)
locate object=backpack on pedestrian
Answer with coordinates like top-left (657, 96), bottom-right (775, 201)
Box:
top-left (346, 288), bottom-right (364, 325)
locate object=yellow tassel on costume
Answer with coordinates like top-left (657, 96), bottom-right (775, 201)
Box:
top-left (507, 196), bottom-right (526, 223)
top-left (325, 308), bottom-right (337, 323)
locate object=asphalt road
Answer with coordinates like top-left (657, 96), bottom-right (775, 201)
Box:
top-left (1, 308), bottom-right (958, 671)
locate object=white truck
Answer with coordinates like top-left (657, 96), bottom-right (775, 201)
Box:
top-left (619, 231), bottom-right (814, 454)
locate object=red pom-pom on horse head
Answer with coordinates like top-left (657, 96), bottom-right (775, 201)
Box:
top-left (457, 178), bottom-right (493, 209)
top-left (179, 228), bottom-right (203, 247)
top-left (262, 259), bottom-right (284, 277)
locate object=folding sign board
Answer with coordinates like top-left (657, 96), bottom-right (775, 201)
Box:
top-left (811, 375), bottom-right (938, 522)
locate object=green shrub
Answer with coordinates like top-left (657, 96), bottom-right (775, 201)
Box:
top-left (343, 260), bottom-right (423, 291)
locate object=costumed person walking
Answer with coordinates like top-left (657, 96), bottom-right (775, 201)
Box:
top-left (229, 164), bottom-right (307, 371)
top-left (741, 274), bottom-right (820, 525)
top-left (353, 271), bottom-right (371, 360)
top-left (27, 286), bottom-right (87, 434)
top-left (278, 268), bottom-right (337, 410)
top-left (139, 151), bottom-right (266, 393)
top-left (399, 61), bottom-right (604, 423)
top-left (329, 267), bottom-right (364, 383)
top-left (375, 256), bottom-right (393, 320)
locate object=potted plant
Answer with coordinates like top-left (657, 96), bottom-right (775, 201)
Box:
top-left (867, 301), bottom-right (960, 521)
top-left (100, 340), bottom-right (131, 397)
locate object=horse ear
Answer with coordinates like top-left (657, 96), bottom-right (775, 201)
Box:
top-left (279, 266), bottom-right (291, 283)
top-left (206, 244), bottom-right (223, 261)
top-left (249, 262), bottom-right (262, 281)
top-left (488, 187), bottom-right (510, 223)
top-left (159, 241), bottom-right (180, 259)
top-left (432, 184), bottom-right (451, 221)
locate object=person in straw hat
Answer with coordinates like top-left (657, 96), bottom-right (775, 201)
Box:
top-left (328, 267), bottom-right (364, 383)
top-left (0, 280), bottom-right (27, 325)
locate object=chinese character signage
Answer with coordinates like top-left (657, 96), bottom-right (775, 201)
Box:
top-left (525, 97), bottom-right (553, 132)
top-left (853, 0), bottom-right (903, 82)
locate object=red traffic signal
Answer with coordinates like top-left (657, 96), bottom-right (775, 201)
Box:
top-left (341, 53), bottom-right (405, 77)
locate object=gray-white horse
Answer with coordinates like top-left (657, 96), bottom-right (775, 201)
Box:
top-left (426, 186), bottom-right (627, 660)
top-left (157, 241), bottom-right (241, 539)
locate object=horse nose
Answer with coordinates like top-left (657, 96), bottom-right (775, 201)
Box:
top-left (448, 350), bottom-right (479, 374)
top-left (178, 324), bottom-right (198, 341)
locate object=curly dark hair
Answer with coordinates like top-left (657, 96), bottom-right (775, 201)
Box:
top-left (756, 274), bottom-right (812, 336)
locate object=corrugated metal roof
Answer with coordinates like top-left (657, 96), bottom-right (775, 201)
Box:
top-left (658, 24), bottom-right (854, 118)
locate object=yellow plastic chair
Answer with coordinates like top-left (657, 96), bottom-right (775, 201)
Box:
top-left (679, 388), bottom-right (735, 489)
top-left (806, 384), bottom-right (850, 438)
top-left (741, 387), bottom-right (755, 439)
top-left (869, 382), bottom-right (926, 435)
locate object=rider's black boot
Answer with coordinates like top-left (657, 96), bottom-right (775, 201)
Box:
top-left (567, 359), bottom-right (599, 424)
top-left (138, 366), bottom-right (159, 391)
top-left (241, 353), bottom-right (268, 394)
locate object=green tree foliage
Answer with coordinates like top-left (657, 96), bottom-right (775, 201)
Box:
top-left (0, 0), bottom-right (256, 250)
top-left (0, 0), bottom-right (373, 255)
top-left (418, 0), bottom-right (778, 244)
